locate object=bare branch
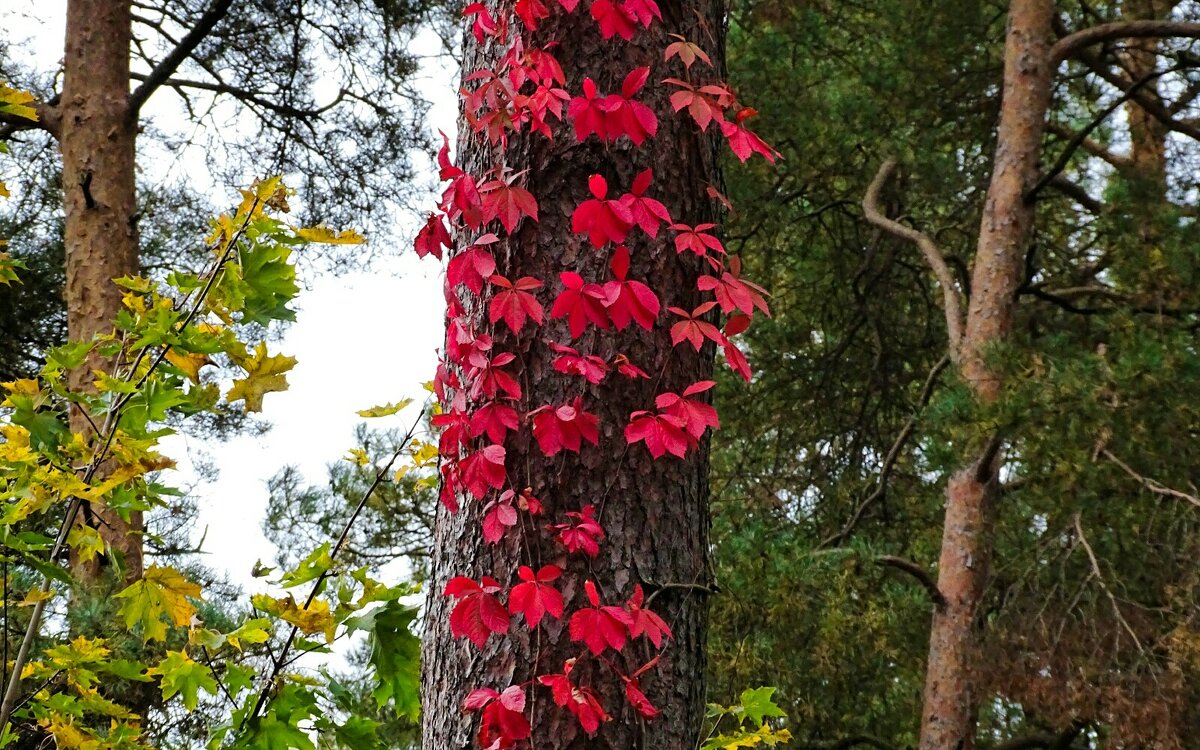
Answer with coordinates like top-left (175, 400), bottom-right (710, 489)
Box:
top-left (1027, 65), bottom-right (1172, 204)
top-left (1100, 448), bottom-right (1200, 508)
top-left (129, 72), bottom-right (346, 120)
top-left (1044, 175), bottom-right (1104, 214)
top-left (1045, 121), bottom-right (1131, 170)
top-left (1052, 20), bottom-right (1200, 65)
top-left (862, 159), bottom-right (965, 360)
top-left (1074, 48), bottom-right (1200, 142)
top-left (874, 556), bottom-right (946, 610)
top-left (128, 0), bottom-right (234, 115)
top-left (1073, 513), bottom-right (1145, 654)
top-left (820, 355), bottom-right (951, 549)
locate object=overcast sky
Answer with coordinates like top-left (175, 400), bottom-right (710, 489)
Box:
top-left (2, 2), bottom-right (456, 593)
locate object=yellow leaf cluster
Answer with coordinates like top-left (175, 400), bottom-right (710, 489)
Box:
top-left (114, 565), bottom-right (202, 642)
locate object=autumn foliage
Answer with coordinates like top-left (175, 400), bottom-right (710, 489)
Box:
top-left (416, 0), bottom-right (776, 746)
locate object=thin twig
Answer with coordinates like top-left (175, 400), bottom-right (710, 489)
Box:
top-left (1073, 513), bottom-right (1144, 654)
top-left (820, 355), bottom-right (950, 549)
top-left (862, 159), bottom-right (965, 360)
top-left (239, 412), bottom-right (424, 730)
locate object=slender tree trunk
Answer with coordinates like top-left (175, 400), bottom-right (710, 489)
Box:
top-left (59, 0), bottom-right (143, 584)
top-left (421, 3), bottom-right (725, 749)
top-left (1121, 0), bottom-right (1169, 191)
top-left (918, 2), bottom-right (1055, 748)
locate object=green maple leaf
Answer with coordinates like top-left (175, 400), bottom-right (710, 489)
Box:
top-left (738, 687), bottom-right (787, 727)
top-left (148, 651), bottom-right (217, 711)
top-left (348, 600), bottom-right (421, 719)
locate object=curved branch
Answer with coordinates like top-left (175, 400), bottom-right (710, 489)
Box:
top-left (1052, 20), bottom-right (1200, 65)
top-left (862, 159), bottom-right (965, 360)
top-left (128, 0), bottom-right (235, 115)
top-left (874, 555), bottom-right (946, 610)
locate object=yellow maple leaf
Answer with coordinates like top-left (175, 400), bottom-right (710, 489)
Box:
top-left (295, 225), bottom-right (365, 245)
top-left (165, 349), bottom-right (213, 383)
top-left (114, 565), bottom-right (202, 642)
top-left (226, 342), bottom-right (297, 412)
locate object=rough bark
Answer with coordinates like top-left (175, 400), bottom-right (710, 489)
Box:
top-left (918, 2), bottom-right (1056, 749)
top-left (59, 0), bottom-right (143, 584)
top-left (420, 3), bottom-right (725, 749)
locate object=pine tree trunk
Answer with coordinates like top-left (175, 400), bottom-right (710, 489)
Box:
top-left (420, 3), bottom-right (725, 749)
top-left (918, 2), bottom-right (1055, 748)
top-left (60, 0), bottom-right (143, 584)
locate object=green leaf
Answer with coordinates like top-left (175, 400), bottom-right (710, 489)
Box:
top-left (148, 651), bottom-right (217, 711)
top-left (738, 687), bottom-right (787, 728)
top-left (352, 601), bottom-right (421, 719)
top-left (278, 542), bottom-right (333, 588)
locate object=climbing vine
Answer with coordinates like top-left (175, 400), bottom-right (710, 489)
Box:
top-left (417, 1), bottom-right (785, 747)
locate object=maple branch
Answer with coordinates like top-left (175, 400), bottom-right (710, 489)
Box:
top-left (240, 413), bottom-right (424, 730)
top-left (862, 159), bottom-right (964, 361)
top-left (0, 200), bottom-right (263, 734)
top-left (1100, 448), bottom-right (1200, 509)
top-left (874, 555), bottom-right (946, 610)
top-left (128, 0), bottom-right (234, 115)
top-left (1052, 20), bottom-right (1200, 65)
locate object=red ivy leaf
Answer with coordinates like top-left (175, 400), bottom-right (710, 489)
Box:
top-left (552, 504), bottom-right (606, 556)
top-left (482, 498), bottom-right (518, 544)
top-left (603, 245), bottom-right (660, 330)
top-left (590, 0), bottom-right (636, 39)
top-left (720, 108), bottom-right (782, 163)
top-left (624, 410), bottom-right (689, 458)
top-left (671, 223), bottom-right (725, 259)
top-left (626, 584), bottom-right (673, 648)
top-left (470, 400), bottom-right (521, 444)
top-left (571, 174), bottom-right (634, 247)
top-left (619, 169), bottom-right (672, 237)
top-left (664, 35), bottom-right (713, 70)
top-left (447, 244), bottom-right (498, 295)
top-left (446, 575), bottom-right (510, 648)
top-left (550, 342), bottom-right (609, 385)
top-left (489, 274), bottom-right (545, 333)
top-left (509, 565), bottom-right (565, 627)
top-left (480, 176), bottom-right (539, 233)
top-left (550, 271), bottom-right (611, 338)
top-left (668, 302), bottom-right (724, 351)
top-left (414, 213), bottom-right (452, 259)
top-left (465, 685), bottom-right (531, 748)
top-left (531, 397), bottom-right (600, 456)
top-left (458, 444), bottom-right (507, 499)
top-left (568, 580), bottom-right (633, 655)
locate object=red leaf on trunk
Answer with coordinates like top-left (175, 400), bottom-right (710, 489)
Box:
top-left (446, 575), bottom-right (510, 648)
top-left (571, 175), bottom-right (634, 247)
top-left (508, 565), bottom-right (564, 627)
top-left (489, 274), bottom-right (544, 333)
top-left (550, 271), bottom-right (611, 337)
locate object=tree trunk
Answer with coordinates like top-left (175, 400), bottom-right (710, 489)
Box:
top-left (918, 2), bottom-right (1056, 748)
top-left (421, 3), bottom-right (725, 749)
top-left (1121, 0), bottom-right (1169, 191)
top-left (60, 0), bottom-right (143, 584)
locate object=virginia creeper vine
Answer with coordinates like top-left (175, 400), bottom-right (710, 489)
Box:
top-left (417, 1), bottom-right (778, 746)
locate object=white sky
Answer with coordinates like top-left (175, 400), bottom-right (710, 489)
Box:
top-left (2, 2), bottom-right (456, 592)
